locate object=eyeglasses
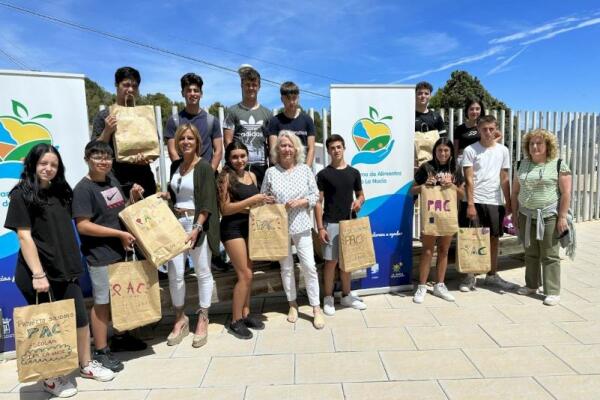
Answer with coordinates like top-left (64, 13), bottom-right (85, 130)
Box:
top-left (89, 156), bottom-right (114, 163)
top-left (176, 177), bottom-right (182, 194)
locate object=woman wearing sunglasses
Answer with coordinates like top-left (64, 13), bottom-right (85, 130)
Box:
top-left (166, 123), bottom-right (220, 347)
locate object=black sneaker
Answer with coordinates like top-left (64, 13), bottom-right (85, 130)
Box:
top-left (93, 347), bottom-right (124, 372)
top-left (243, 315), bottom-right (265, 330)
top-left (228, 319), bottom-right (253, 340)
top-left (110, 332), bottom-right (148, 352)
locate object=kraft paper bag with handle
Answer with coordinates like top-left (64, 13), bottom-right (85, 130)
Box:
top-left (109, 253), bottom-right (161, 331)
top-left (339, 216), bottom-right (376, 273)
top-left (110, 97), bottom-right (160, 164)
top-left (456, 226), bottom-right (492, 274)
top-left (14, 294), bottom-right (78, 383)
top-left (414, 130), bottom-right (440, 167)
top-left (420, 185), bottom-right (459, 236)
top-left (248, 204), bottom-right (289, 261)
top-left (119, 194), bottom-right (191, 268)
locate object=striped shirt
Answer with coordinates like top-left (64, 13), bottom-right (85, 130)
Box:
top-left (517, 158), bottom-right (570, 214)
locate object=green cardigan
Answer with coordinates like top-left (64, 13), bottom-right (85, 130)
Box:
top-left (169, 159), bottom-right (220, 255)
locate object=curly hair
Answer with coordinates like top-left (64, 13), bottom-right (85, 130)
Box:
top-left (270, 131), bottom-right (305, 165)
top-left (522, 128), bottom-right (558, 161)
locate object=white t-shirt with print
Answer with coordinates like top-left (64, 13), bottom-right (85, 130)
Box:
top-left (462, 141), bottom-right (510, 205)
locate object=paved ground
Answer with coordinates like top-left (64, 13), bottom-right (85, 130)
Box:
top-left (1, 221), bottom-right (599, 399)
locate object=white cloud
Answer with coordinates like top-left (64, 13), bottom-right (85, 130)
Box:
top-left (521, 17), bottom-right (600, 45)
top-left (395, 32), bottom-right (460, 56)
top-left (396, 46), bottom-right (506, 82)
top-left (490, 16), bottom-right (579, 44)
top-left (487, 46), bottom-right (527, 75)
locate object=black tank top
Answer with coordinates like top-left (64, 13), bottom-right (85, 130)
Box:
top-left (230, 180), bottom-right (259, 202)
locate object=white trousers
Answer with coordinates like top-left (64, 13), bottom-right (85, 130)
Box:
top-left (279, 230), bottom-right (320, 307)
top-left (168, 216), bottom-right (213, 309)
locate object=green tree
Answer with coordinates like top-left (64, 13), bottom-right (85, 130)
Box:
top-left (429, 70), bottom-right (509, 129)
top-left (208, 101), bottom-right (226, 118)
top-left (84, 77), bottom-right (114, 125)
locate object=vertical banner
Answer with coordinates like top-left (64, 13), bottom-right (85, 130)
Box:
top-left (331, 85), bottom-right (414, 291)
top-left (0, 70), bottom-right (89, 354)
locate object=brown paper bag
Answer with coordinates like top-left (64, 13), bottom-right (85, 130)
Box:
top-left (110, 104), bottom-right (160, 163)
top-left (109, 258), bottom-right (161, 331)
top-left (456, 227), bottom-right (492, 274)
top-left (119, 194), bottom-right (191, 268)
top-left (248, 204), bottom-right (289, 261)
top-left (339, 217), bottom-right (376, 273)
top-left (414, 130), bottom-right (440, 167)
top-left (420, 186), bottom-right (459, 236)
top-left (14, 298), bottom-right (78, 382)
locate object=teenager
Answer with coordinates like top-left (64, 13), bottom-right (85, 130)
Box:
top-left (73, 141), bottom-right (146, 373)
top-left (218, 142), bottom-right (274, 339)
top-left (460, 115), bottom-right (515, 292)
top-left (267, 81), bottom-right (316, 167)
top-left (5, 144), bottom-right (115, 398)
top-left (223, 66), bottom-right (272, 187)
top-left (315, 134), bottom-right (366, 315)
top-left (411, 138), bottom-right (464, 303)
top-left (164, 73), bottom-right (223, 170)
top-left (92, 66), bottom-right (157, 196)
top-left (415, 81), bottom-right (445, 134)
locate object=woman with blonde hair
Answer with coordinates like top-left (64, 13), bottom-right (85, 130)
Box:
top-left (510, 129), bottom-right (573, 306)
top-left (261, 131), bottom-right (324, 329)
top-left (166, 123), bottom-right (219, 346)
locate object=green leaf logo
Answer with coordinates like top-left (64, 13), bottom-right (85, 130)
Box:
top-left (12, 100), bottom-right (29, 119)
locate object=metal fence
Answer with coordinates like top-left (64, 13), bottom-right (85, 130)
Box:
top-left (100, 104), bottom-right (599, 236)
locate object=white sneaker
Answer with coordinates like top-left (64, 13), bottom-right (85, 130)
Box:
top-left (543, 295), bottom-right (561, 306)
top-left (484, 273), bottom-right (517, 291)
top-left (340, 294), bottom-right (367, 310)
top-left (350, 291), bottom-right (363, 302)
top-left (459, 274), bottom-right (476, 292)
top-left (516, 286), bottom-right (538, 296)
top-left (80, 359), bottom-right (116, 382)
top-left (323, 295), bottom-right (335, 316)
top-left (433, 283), bottom-right (455, 302)
top-left (42, 376), bottom-right (78, 398)
top-left (413, 285), bottom-right (427, 304)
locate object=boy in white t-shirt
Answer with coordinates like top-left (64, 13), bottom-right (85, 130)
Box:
top-left (460, 115), bottom-right (516, 292)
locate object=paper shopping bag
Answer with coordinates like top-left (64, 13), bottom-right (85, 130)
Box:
top-left (110, 104), bottom-right (160, 163)
top-left (456, 227), bottom-right (492, 274)
top-left (119, 194), bottom-right (191, 268)
top-left (109, 259), bottom-right (161, 331)
top-left (248, 204), bottom-right (289, 261)
top-left (414, 130), bottom-right (440, 167)
top-left (339, 217), bottom-right (376, 273)
top-left (420, 185), bottom-right (459, 236)
top-left (14, 298), bottom-right (78, 382)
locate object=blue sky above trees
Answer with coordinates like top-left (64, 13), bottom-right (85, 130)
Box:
top-left (0, 0), bottom-right (599, 113)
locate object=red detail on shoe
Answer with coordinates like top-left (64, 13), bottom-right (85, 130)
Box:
top-left (45, 382), bottom-right (56, 390)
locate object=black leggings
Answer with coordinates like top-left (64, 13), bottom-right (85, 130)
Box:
top-left (15, 267), bottom-right (89, 328)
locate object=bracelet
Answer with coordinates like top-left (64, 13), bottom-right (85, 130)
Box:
top-left (192, 223), bottom-right (203, 231)
top-left (32, 273), bottom-right (46, 279)
top-left (318, 227), bottom-right (325, 231)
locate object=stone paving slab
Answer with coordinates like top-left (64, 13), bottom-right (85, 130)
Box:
top-left (1, 221), bottom-right (599, 399)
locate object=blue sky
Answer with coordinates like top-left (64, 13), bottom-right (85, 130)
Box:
top-left (0, 0), bottom-right (599, 114)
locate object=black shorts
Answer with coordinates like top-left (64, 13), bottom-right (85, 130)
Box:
top-left (458, 202), bottom-right (505, 237)
top-left (15, 267), bottom-right (89, 328)
top-left (220, 215), bottom-right (249, 242)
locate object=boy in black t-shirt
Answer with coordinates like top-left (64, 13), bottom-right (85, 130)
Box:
top-left (415, 81), bottom-right (445, 134)
top-left (315, 134), bottom-right (366, 316)
top-left (73, 141), bottom-right (146, 373)
top-left (267, 81), bottom-right (316, 167)
top-left (91, 66), bottom-right (157, 197)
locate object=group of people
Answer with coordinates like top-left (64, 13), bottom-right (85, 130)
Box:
top-left (412, 81), bottom-right (573, 305)
top-left (4, 65), bottom-right (366, 398)
top-left (4, 68), bottom-right (574, 398)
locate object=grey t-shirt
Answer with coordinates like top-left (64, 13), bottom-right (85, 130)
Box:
top-left (224, 103), bottom-right (272, 165)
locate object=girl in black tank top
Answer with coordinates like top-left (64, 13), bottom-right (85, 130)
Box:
top-left (217, 142), bottom-right (274, 339)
